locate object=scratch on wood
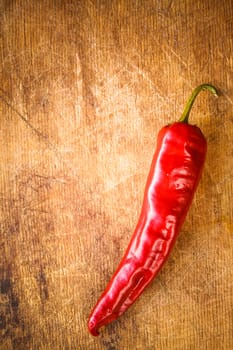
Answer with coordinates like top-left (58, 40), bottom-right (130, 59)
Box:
top-left (0, 88), bottom-right (63, 159)
top-left (116, 53), bottom-right (168, 101)
top-left (224, 92), bottom-right (233, 105)
top-left (163, 45), bottom-right (189, 69)
top-left (102, 170), bottom-right (145, 194)
top-left (0, 89), bottom-right (48, 142)
top-left (36, 265), bottom-right (49, 302)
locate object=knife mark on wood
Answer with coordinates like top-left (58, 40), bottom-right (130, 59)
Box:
top-left (0, 89), bottom-right (48, 140)
top-left (0, 88), bottom-right (60, 155)
top-left (36, 265), bottom-right (49, 303)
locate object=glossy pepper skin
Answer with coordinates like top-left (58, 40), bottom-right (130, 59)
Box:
top-left (88, 84), bottom-right (218, 336)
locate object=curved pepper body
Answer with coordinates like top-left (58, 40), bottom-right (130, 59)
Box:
top-left (88, 84), bottom-right (217, 336)
top-left (88, 122), bottom-right (207, 336)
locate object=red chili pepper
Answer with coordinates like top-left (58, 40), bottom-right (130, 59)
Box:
top-left (88, 84), bottom-right (218, 336)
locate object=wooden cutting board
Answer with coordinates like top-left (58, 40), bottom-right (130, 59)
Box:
top-left (0, 1), bottom-right (232, 349)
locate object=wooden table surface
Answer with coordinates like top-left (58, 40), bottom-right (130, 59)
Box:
top-left (1, 1), bottom-right (233, 349)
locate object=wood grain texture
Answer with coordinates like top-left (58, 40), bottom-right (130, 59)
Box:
top-left (0, 1), bottom-right (232, 349)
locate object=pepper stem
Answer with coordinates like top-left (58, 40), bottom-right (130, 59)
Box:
top-left (178, 84), bottom-right (218, 123)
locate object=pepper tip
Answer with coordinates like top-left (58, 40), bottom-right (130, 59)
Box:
top-left (88, 319), bottom-right (100, 336)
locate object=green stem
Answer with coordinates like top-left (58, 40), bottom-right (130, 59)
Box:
top-left (178, 84), bottom-right (218, 123)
